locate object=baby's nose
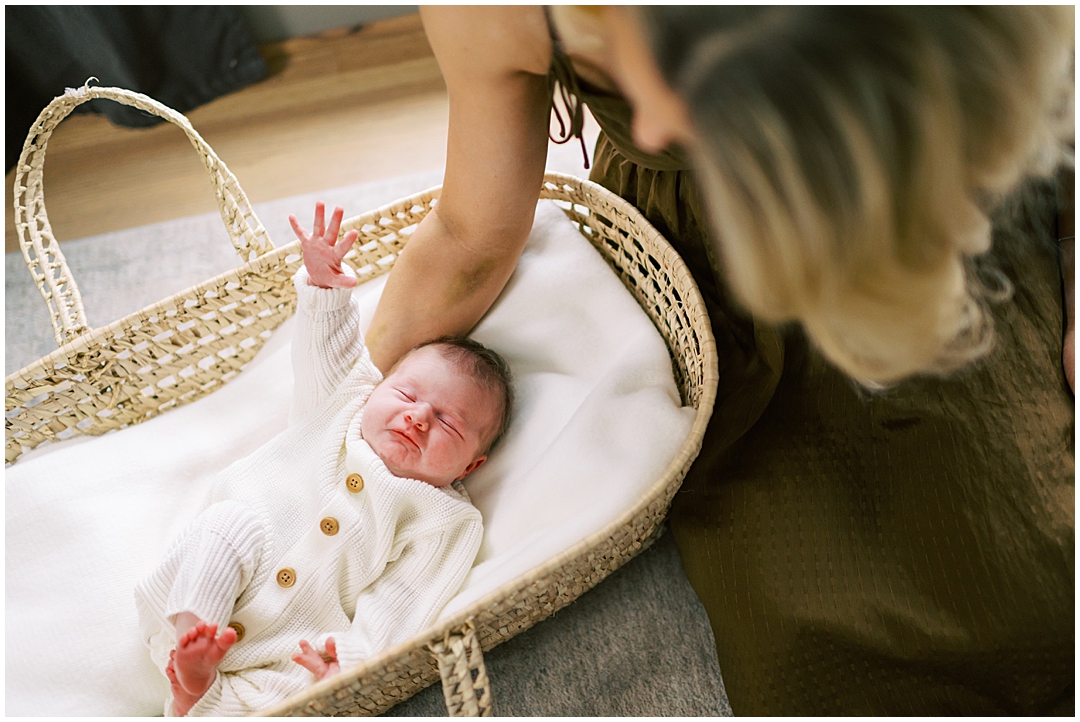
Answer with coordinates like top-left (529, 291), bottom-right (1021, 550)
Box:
top-left (405, 406), bottom-right (431, 430)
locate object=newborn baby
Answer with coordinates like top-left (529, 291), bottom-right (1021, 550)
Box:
top-left (134, 203), bottom-right (512, 716)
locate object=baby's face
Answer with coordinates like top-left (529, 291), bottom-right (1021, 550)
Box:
top-left (361, 346), bottom-right (499, 487)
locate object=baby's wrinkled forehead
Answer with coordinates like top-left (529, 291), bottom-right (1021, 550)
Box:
top-left (390, 346), bottom-right (500, 408)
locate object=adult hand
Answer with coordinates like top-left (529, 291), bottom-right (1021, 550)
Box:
top-left (290, 202), bottom-right (359, 289)
top-left (292, 637), bottom-right (341, 681)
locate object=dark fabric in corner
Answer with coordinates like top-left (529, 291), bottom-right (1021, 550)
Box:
top-left (6, 5), bottom-right (268, 172)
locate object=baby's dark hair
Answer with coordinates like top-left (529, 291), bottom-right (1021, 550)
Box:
top-left (412, 335), bottom-right (513, 453)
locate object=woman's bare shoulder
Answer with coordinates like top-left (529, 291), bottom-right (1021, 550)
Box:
top-left (420, 6), bottom-right (552, 78)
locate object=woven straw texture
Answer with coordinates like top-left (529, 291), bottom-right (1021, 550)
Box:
top-left (5, 87), bottom-right (718, 716)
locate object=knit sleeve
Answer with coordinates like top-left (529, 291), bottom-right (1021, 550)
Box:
top-left (289, 266), bottom-right (374, 424)
top-left (314, 516), bottom-right (484, 669)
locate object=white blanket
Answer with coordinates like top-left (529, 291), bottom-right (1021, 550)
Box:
top-left (5, 200), bottom-right (695, 716)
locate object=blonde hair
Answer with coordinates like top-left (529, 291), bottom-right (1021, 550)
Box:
top-left (642, 6), bottom-right (1074, 385)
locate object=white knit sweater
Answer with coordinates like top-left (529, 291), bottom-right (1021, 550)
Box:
top-left (134, 267), bottom-right (484, 716)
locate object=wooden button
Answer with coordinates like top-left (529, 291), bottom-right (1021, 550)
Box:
top-left (320, 517), bottom-right (339, 536)
top-left (276, 568), bottom-right (296, 588)
top-left (227, 622), bottom-right (245, 642)
top-left (346, 473), bottom-right (364, 492)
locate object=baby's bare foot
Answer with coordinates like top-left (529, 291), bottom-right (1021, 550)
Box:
top-left (173, 620), bottom-right (237, 702)
top-left (166, 649), bottom-right (203, 716)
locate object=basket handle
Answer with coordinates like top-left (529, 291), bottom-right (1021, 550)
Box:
top-left (428, 619), bottom-right (494, 717)
top-left (11, 81), bottom-right (274, 347)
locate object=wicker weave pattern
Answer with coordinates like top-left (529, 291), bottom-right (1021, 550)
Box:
top-left (430, 621), bottom-right (494, 716)
top-left (6, 87), bottom-right (718, 717)
top-left (5, 257), bottom-right (297, 465)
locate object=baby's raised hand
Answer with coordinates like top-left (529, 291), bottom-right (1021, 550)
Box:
top-left (289, 202), bottom-right (359, 289)
top-left (292, 637), bottom-right (340, 681)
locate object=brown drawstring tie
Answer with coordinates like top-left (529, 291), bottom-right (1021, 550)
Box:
top-left (547, 45), bottom-right (590, 169)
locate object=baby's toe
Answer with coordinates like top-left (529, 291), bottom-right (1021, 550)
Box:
top-left (217, 626), bottom-right (237, 649)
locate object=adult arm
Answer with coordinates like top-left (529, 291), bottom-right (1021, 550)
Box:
top-left (364, 6), bottom-right (553, 372)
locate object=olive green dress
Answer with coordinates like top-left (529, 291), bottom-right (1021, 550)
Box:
top-left (548, 34), bottom-right (1074, 717)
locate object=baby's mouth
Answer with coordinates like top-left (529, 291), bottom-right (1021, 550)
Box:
top-left (390, 428), bottom-right (420, 451)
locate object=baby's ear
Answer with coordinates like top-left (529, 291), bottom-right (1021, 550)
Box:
top-left (457, 455), bottom-right (487, 480)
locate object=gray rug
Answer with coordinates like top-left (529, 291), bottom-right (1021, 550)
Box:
top-left (5, 169), bottom-right (731, 717)
top-left (386, 531), bottom-right (729, 717)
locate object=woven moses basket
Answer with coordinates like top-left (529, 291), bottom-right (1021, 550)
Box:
top-left (7, 86), bottom-right (718, 716)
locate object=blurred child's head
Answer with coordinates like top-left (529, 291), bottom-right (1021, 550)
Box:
top-left (361, 336), bottom-right (513, 487)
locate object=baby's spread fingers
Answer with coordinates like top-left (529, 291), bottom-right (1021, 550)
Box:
top-left (292, 651), bottom-right (324, 675)
top-left (336, 269), bottom-right (358, 289)
top-left (288, 215), bottom-right (309, 242)
top-left (326, 206), bottom-right (345, 242)
top-left (335, 230), bottom-right (358, 262)
top-left (313, 202), bottom-right (326, 238)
